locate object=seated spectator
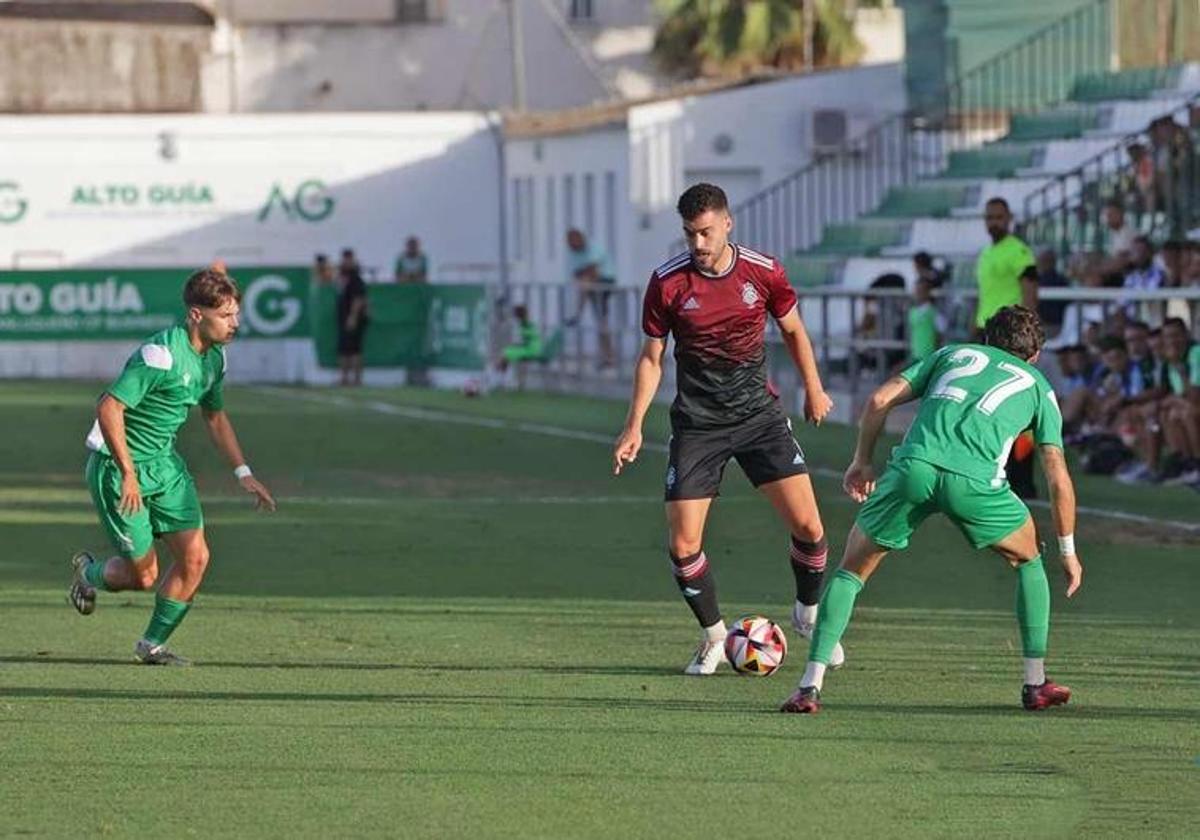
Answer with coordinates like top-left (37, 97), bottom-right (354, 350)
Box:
top-left (1124, 320), bottom-right (1162, 385)
top-left (1158, 317), bottom-right (1200, 486)
top-left (1122, 235), bottom-right (1166, 321)
top-left (498, 305), bottom-right (543, 372)
top-left (1054, 344), bottom-right (1096, 399)
top-left (1060, 335), bottom-right (1150, 435)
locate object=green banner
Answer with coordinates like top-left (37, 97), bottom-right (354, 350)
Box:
top-left (0, 266), bottom-right (311, 340)
top-left (313, 283), bottom-right (490, 370)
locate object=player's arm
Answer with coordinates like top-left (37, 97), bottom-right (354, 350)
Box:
top-left (775, 306), bottom-right (833, 425)
top-left (202, 408), bottom-right (276, 511)
top-left (843, 375), bottom-right (915, 502)
top-left (96, 394), bottom-right (142, 515)
top-left (613, 337), bottom-right (666, 475)
top-left (1039, 445), bottom-right (1082, 597)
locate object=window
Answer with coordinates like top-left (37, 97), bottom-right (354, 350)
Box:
top-left (569, 0), bottom-right (594, 22)
top-left (563, 174), bottom-right (575, 230)
top-left (545, 177), bottom-right (557, 259)
top-left (583, 173), bottom-right (595, 239)
top-left (604, 171), bottom-right (617, 261)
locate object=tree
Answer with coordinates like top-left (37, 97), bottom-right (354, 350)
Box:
top-left (653, 0), bottom-right (864, 79)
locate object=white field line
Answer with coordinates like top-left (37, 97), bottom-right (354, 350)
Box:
top-left (256, 387), bottom-right (1200, 534)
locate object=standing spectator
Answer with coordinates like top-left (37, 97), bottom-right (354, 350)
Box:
top-left (1033, 249), bottom-right (1070, 339)
top-left (564, 228), bottom-right (616, 368)
top-left (339, 248), bottom-right (359, 279)
top-left (313, 253), bottom-right (335, 286)
top-left (906, 276), bottom-right (946, 363)
top-left (394, 236), bottom-right (429, 284)
top-left (912, 251), bottom-right (947, 289)
top-left (977, 198), bottom-right (1038, 497)
top-left (1122, 236), bottom-right (1166, 320)
top-left (337, 265), bottom-right (369, 387)
top-left (1101, 199), bottom-right (1136, 267)
top-left (975, 198), bottom-right (1037, 338)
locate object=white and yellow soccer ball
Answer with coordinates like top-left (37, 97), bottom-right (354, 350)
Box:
top-left (724, 615), bottom-right (788, 676)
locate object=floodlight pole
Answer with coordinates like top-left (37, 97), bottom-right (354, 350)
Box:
top-left (508, 0), bottom-right (528, 112)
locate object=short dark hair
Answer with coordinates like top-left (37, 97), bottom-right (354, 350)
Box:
top-left (985, 197), bottom-right (1010, 212)
top-left (1097, 335), bottom-right (1127, 354)
top-left (183, 268), bottom-right (241, 309)
top-left (1162, 239), bottom-right (1186, 253)
top-left (983, 305), bottom-right (1044, 360)
top-left (1125, 319), bottom-right (1150, 333)
top-left (677, 183), bottom-right (728, 219)
top-left (913, 251), bottom-right (933, 269)
top-left (1163, 317), bottom-right (1189, 333)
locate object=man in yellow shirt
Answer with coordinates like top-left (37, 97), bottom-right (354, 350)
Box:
top-left (975, 198), bottom-right (1038, 338)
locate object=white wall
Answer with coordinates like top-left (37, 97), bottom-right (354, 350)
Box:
top-left (628, 63), bottom-right (906, 276)
top-left (0, 113), bottom-right (501, 277)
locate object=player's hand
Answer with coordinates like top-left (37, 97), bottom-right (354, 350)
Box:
top-left (842, 460), bottom-right (876, 503)
top-left (613, 427), bottom-right (643, 475)
top-left (804, 389), bottom-right (834, 426)
top-left (1060, 552), bottom-right (1083, 598)
top-left (239, 475), bottom-right (277, 512)
top-left (118, 472), bottom-right (143, 515)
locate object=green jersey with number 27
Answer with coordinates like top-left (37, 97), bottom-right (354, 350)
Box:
top-left (893, 343), bottom-right (1063, 487)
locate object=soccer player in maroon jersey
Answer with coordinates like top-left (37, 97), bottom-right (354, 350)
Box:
top-left (612, 183), bottom-right (840, 675)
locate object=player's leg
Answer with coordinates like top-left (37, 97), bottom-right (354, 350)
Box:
top-left (132, 459), bottom-right (207, 665)
top-left (781, 459), bottom-right (935, 714)
top-left (71, 454), bottom-right (160, 614)
top-left (665, 427), bottom-right (732, 675)
top-left (949, 477), bottom-right (1070, 711)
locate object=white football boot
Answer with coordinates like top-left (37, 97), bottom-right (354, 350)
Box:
top-left (792, 601), bottom-right (845, 669)
top-left (683, 636), bottom-right (728, 675)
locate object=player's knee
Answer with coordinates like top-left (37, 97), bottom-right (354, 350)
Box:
top-left (183, 545), bottom-right (211, 577)
top-left (790, 522), bottom-right (823, 543)
top-left (669, 536), bottom-right (702, 558)
top-left (133, 565), bottom-right (159, 590)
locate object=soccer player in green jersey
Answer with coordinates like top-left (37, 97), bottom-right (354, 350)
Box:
top-left (68, 268), bottom-right (277, 665)
top-left (781, 306), bottom-right (1084, 714)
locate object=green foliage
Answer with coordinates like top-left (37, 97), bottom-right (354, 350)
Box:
top-left (654, 0), bottom-right (864, 78)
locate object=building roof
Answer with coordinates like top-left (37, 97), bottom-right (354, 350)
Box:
top-left (0, 2), bottom-right (214, 26)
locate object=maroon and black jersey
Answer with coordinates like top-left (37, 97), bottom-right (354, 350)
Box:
top-left (643, 244), bottom-right (798, 429)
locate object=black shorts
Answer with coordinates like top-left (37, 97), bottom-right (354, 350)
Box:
top-left (664, 408), bottom-right (809, 501)
top-left (338, 325), bottom-right (367, 355)
top-left (582, 283), bottom-right (614, 320)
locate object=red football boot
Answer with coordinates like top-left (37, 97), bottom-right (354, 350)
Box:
top-left (1022, 679), bottom-right (1071, 711)
top-left (779, 686), bottom-right (821, 714)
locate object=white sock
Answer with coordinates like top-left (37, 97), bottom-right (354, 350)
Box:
top-left (800, 661), bottom-right (827, 691)
top-left (703, 619), bottom-right (727, 643)
top-left (1023, 657), bottom-right (1045, 686)
top-left (797, 600), bottom-right (818, 626)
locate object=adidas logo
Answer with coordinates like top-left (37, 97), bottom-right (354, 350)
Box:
top-left (682, 297), bottom-right (700, 311)
top-left (793, 453), bottom-right (805, 465)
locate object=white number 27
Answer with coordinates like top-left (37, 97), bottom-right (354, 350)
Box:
top-left (929, 348), bottom-right (1036, 414)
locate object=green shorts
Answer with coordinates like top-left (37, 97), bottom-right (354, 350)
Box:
top-left (85, 450), bottom-right (203, 559)
top-left (503, 345), bottom-right (542, 363)
top-left (856, 457), bottom-right (1029, 551)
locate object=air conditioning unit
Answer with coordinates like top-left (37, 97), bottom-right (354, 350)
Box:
top-left (811, 109), bottom-right (849, 156)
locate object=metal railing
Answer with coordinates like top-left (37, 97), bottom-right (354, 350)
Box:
top-left (1021, 92), bottom-right (1200, 256)
top-left (696, 0), bottom-right (1115, 261)
top-left (499, 282), bottom-right (1200, 407)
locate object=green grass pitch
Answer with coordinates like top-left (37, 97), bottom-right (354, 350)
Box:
top-left (0, 382), bottom-right (1197, 837)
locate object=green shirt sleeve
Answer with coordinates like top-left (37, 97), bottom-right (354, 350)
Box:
top-left (107, 345), bottom-right (168, 409)
top-left (1189, 345), bottom-right (1200, 388)
top-left (1032, 387), bottom-right (1064, 449)
top-left (899, 347), bottom-right (945, 397)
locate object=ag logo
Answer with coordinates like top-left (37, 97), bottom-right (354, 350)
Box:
top-left (257, 179), bottom-right (335, 223)
top-left (741, 282), bottom-right (759, 307)
top-left (0, 181), bottom-right (28, 224)
top-left (242, 274), bottom-right (303, 335)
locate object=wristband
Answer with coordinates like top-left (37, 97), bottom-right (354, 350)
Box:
top-left (234, 464), bottom-right (253, 480)
top-left (1057, 534), bottom-right (1075, 556)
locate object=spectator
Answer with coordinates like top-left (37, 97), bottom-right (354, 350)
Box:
top-left (1122, 235), bottom-right (1166, 320)
top-left (1161, 240), bottom-right (1192, 322)
top-left (1124, 320), bottom-right (1161, 384)
top-left (497, 305), bottom-right (543, 374)
top-left (339, 248), bottom-right (359, 278)
top-left (1033, 248), bottom-right (1071, 338)
top-left (1124, 142), bottom-right (1156, 214)
top-left (395, 236), bottom-right (429, 284)
top-left (1060, 336), bottom-right (1148, 436)
top-left (975, 197), bottom-right (1037, 338)
top-left (1158, 317), bottom-right (1200, 485)
top-left (337, 265), bottom-right (369, 387)
top-left (1054, 344), bottom-right (1095, 399)
top-left (564, 228), bottom-right (616, 368)
top-left (313, 253), bottom-right (335, 286)
top-left (912, 251), bottom-right (947, 289)
top-left (1101, 198), bottom-right (1137, 266)
top-left (906, 276), bottom-right (946, 363)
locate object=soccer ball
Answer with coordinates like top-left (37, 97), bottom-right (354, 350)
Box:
top-left (724, 615), bottom-right (788, 676)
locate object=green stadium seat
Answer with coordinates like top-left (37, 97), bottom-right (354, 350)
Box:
top-left (943, 146), bottom-right (1037, 179)
top-left (1069, 66), bottom-right (1184, 103)
top-left (872, 184), bottom-right (971, 218)
top-left (1007, 108), bottom-right (1100, 142)
top-left (807, 221), bottom-right (909, 257)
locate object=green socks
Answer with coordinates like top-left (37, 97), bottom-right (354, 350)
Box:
top-left (810, 569), bottom-right (864, 665)
top-left (83, 558), bottom-right (115, 592)
top-left (142, 595), bottom-right (191, 647)
top-left (1015, 556), bottom-right (1050, 659)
